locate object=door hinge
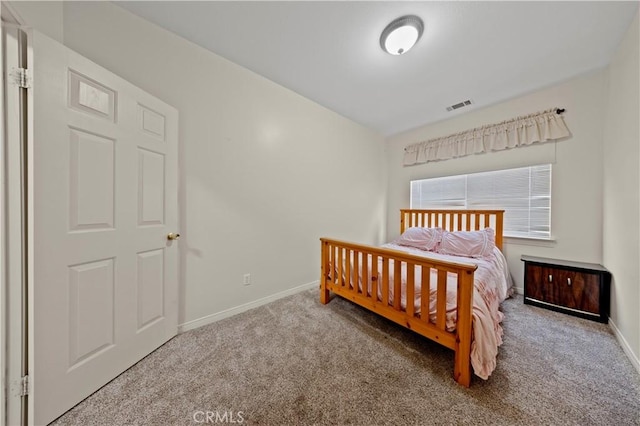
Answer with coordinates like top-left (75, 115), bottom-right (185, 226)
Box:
top-left (20, 375), bottom-right (30, 396)
top-left (11, 67), bottom-right (31, 89)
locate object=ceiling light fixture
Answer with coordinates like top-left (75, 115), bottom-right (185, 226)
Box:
top-left (380, 15), bottom-right (424, 56)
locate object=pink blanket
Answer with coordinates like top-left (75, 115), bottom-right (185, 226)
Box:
top-left (340, 244), bottom-right (513, 380)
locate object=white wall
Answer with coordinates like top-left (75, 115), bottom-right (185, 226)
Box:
top-left (603, 11), bottom-right (639, 368)
top-left (386, 71), bottom-right (607, 294)
top-left (12, 1), bottom-right (387, 327)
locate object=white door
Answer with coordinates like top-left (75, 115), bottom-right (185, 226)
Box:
top-left (28, 31), bottom-right (179, 425)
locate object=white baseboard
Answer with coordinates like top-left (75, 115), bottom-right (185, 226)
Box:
top-left (177, 280), bottom-right (319, 333)
top-left (513, 286), bottom-right (524, 295)
top-left (609, 317), bottom-right (640, 375)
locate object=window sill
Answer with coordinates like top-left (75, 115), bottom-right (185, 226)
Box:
top-left (504, 235), bottom-right (556, 247)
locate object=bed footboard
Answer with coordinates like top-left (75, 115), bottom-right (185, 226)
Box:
top-left (319, 238), bottom-right (477, 387)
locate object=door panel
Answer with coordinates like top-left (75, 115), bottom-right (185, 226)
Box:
top-left (69, 128), bottom-right (116, 230)
top-left (138, 147), bottom-right (165, 225)
top-left (68, 258), bottom-right (116, 368)
top-left (137, 249), bottom-right (165, 330)
top-left (29, 31), bottom-right (179, 425)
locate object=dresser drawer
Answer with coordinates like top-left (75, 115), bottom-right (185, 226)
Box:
top-left (522, 256), bottom-right (611, 323)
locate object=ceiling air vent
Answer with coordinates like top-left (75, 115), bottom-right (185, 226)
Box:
top-left (446, 99), bottom-right (473, 112)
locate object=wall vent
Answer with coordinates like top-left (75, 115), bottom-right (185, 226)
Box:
top-left (446, 99), bottom-right (473, 112)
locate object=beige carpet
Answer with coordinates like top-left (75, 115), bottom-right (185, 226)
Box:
top-left (52, 290), bottom-right (640, 425)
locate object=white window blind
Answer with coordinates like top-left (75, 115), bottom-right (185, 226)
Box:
top-left (410, 164), bottom-right (552, 239)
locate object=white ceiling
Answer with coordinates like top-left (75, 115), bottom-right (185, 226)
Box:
top-left (117, 1), bottom-right (638, 136)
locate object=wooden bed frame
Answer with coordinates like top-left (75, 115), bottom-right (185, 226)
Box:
top-left (320, 209), bottom-right (504, 387)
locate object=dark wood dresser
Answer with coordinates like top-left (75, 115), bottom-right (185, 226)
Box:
top-left (521, 255), bottom-right (611, 323)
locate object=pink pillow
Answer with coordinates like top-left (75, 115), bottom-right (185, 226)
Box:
top-left (437, 228), bottom-right (495, 258)
top-left (395, 227), bottom-right (443, 251)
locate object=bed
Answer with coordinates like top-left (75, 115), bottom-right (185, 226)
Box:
top-left (320, 209), bottom-right (512, 387)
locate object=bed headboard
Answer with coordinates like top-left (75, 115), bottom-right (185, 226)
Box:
top-left (400, 209), bottom-right (505, 251)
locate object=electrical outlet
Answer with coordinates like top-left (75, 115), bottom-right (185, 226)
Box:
top-left (243, 273), bottom-right (251, 286)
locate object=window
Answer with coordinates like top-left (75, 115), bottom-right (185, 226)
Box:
top-left (410, 164), bottom-right (552, 239)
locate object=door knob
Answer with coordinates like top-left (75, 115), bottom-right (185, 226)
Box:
top-left (167, 232), bottom-right (181, 241)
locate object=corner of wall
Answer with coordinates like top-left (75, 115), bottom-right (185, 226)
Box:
top-left (602, 7), bottom-right (640, 368)
top-left (5, 1), bottom-right (64, 43)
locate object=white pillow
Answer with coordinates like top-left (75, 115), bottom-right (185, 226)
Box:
top-left (437, 228), bottom-right (495, 258)
top-left (395, 227), bottom-right (443, 251)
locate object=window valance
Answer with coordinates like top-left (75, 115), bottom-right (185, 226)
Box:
top-left (403, 108), bottom-right (571, 166)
